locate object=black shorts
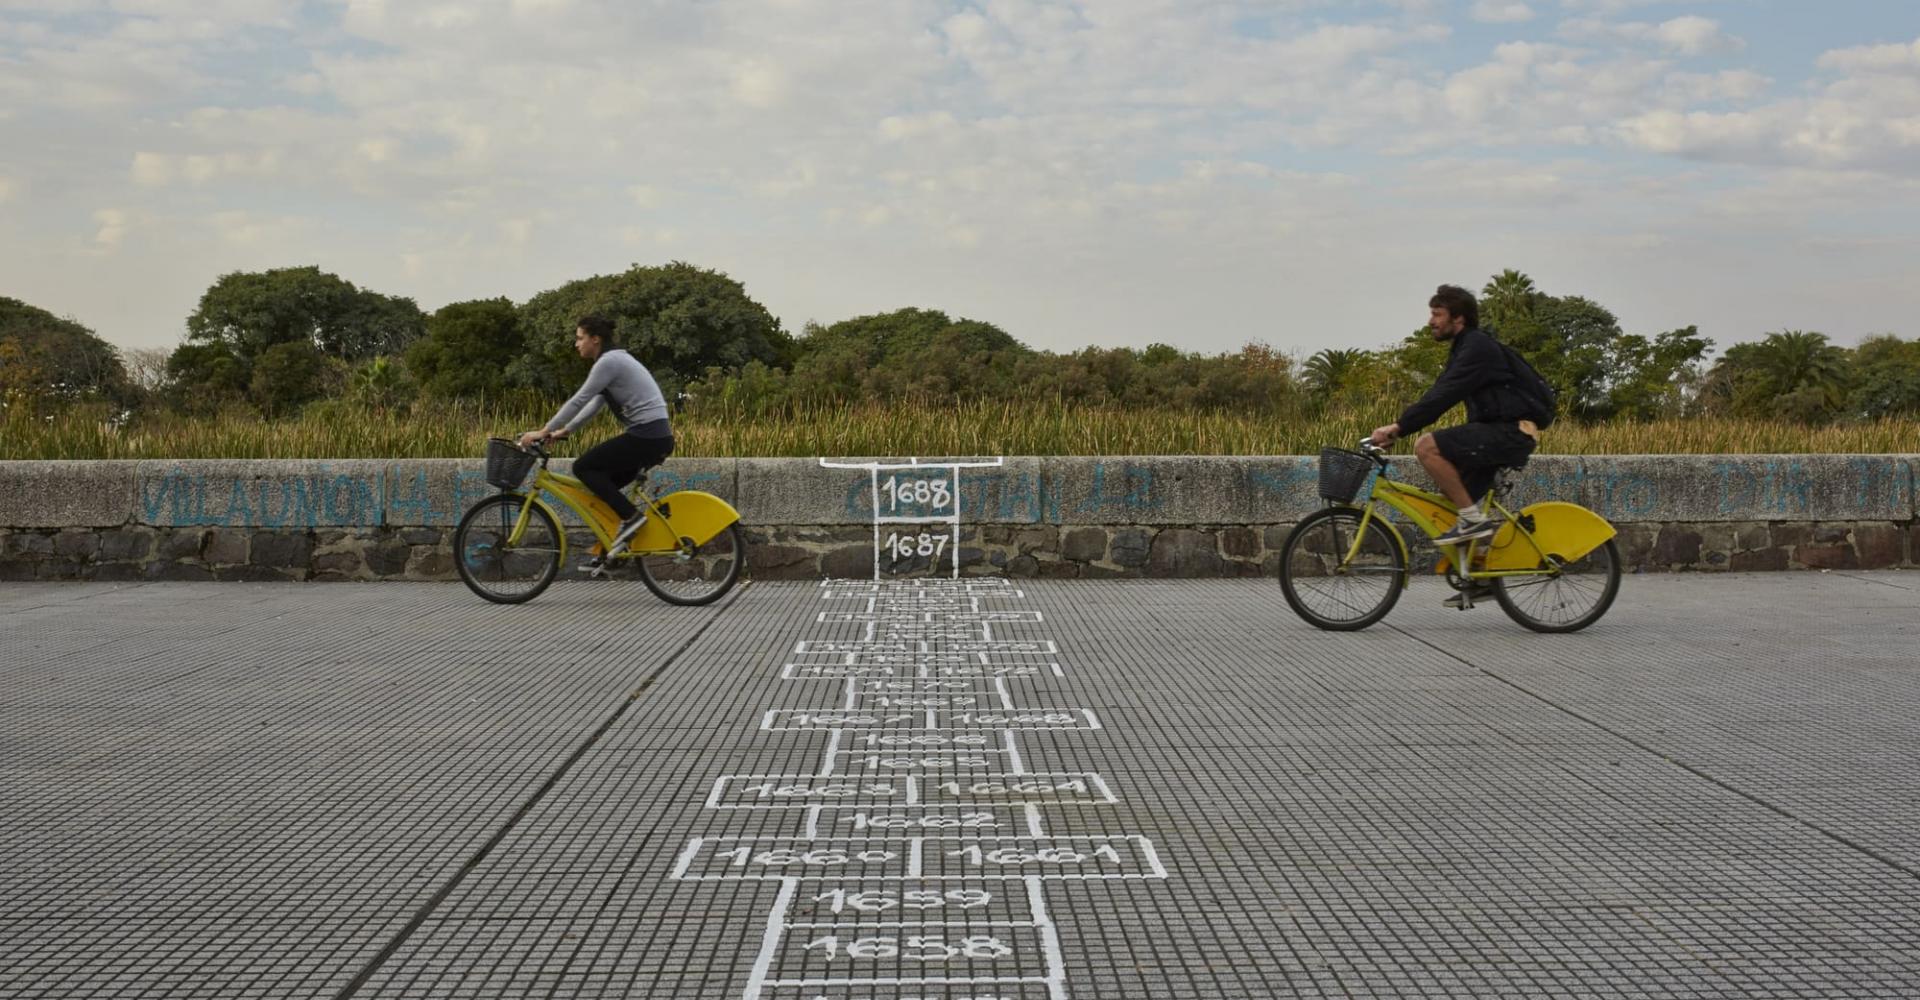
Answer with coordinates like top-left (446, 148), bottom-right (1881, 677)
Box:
top-left (1431, 422), bottom-right (1536, 501)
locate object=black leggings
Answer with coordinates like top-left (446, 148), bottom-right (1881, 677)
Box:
top-left (573, 433), bottom-right (674, 521)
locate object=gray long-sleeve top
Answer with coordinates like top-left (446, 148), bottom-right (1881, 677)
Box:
top-left (544, 349), bottom-right (671, 436)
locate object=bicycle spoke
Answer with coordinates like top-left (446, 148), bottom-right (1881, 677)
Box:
top-left (1284, 512), bottom-right (1402, 627)
top-left (1496, 544), bottom-right (1616, 628)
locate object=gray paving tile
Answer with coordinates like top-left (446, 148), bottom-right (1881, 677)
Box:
top-left (3, 574), bottom-right (1920, 997)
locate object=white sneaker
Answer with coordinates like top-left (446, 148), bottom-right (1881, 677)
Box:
top-left (1434, 517), bottom-right (1498, 546)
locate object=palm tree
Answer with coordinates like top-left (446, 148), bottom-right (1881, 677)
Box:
top-left (1303, 348), bottom-right (1367, 395)
top-left (1712, 330), bottom-right (1850, 421)
top-left (1753, 331), bottom-right (1849, 401)
top-left (1481, 269), bottom-right (1539, 333)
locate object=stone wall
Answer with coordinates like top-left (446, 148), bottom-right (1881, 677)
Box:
top-left (1, 455), bottom-right (1915, 581)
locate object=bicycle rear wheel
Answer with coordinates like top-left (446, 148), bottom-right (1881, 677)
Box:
top-left (454, 494), bottom-right (563, 604)
top-left (636, 522), bottom-right (745, 606)
top-left (1278, 506), bottom-right (1408, 631)
top-left (1492, 537), bottom-right (1621, 633)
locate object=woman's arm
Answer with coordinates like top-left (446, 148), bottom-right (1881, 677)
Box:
top-left (543, 355), bottom-right (614, 434)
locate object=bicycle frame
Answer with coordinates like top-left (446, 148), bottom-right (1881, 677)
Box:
top-left (1341, 470), bottom-right (1560, 581)
top-left (502, 462), bottom-right (733, 561)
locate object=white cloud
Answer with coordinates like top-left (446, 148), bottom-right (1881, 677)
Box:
top-left (3, 1), bottom-right (1917, 359)
top-left (1613, 35), bottom-right (1920, 170)
top-left (207, 209), bottom-right (308, 247)
top-left (1471, 1), bottom-right (1534, 25)
top-left (93, 208), bottom-right (128, 247)
top-left (1817, 38), bottom-right (1920, 75)
top-left (1561, 15), bottom-right (1744, 56)
top-left (129, 148), bottom-right (282, 186)
top-left (730, 60), bottom-right (789, 109)
top-left (0, 175), bottom-right (15, 203)
top-left (1651, 16), bottom-right (1740, 56)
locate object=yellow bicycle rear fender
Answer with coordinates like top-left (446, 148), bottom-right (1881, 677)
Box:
top-left (1481, 501), bottom-right (1616, 570)
top-left (627, 490), bottom-right (742, 552)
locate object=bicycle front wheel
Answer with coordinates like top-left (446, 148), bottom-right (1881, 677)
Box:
top-left (1492, 537), bottom-right (1622, 633)
top-left (636, 522), bottom-right (745, 606)
top-left (1278, 506), bottom-right (1408, 631)
top-left (453, 494), bottom-right (563, 604)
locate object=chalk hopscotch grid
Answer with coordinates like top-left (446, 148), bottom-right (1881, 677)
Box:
top-left (670, 463), bottom-right (1166, 998)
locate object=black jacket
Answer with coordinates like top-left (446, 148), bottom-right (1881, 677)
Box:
top-left (1396, 328), bottom-right (1538, 436)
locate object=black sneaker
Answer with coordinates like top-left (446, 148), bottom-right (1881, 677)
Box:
top-left (1434, 517), bottom-right (1498, 546)
top-left (606, 513), bottom-right (648, 553)
top-left (1444, 583), bottom-right (1496, 610)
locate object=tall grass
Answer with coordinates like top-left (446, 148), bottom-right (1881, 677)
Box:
top-left (4, 395), bottom-right (1917, 460)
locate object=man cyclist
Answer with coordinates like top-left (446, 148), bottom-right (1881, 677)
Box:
top-left (519, 315), bottom-right (673, 557)
top-left (1369, 284), bottom-right (1546, 555)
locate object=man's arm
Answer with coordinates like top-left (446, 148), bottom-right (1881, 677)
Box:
top-left (1394, 333), bottom-right (1503, 437)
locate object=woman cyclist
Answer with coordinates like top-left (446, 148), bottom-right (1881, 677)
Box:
top-left (518, 315), bottom-right (673, 555)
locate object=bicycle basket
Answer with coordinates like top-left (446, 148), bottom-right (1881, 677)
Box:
top-left (484, 437), bottom-right (537, 490)
top-left (1318, 447), bottom-right (1375, 503)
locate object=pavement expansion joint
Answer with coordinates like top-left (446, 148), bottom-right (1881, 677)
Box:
top-left (330, 584), bottom-right (750, 1000)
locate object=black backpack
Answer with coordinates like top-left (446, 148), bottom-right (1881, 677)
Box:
top-left (1490, 335), bottom-right (1558, 428)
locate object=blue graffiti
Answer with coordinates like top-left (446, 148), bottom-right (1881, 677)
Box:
top-left (1073, 463), bottom-right (1158, 515)
top-left (140, 466), bottom-right (384, 528)
top-left (648, 469), bottom-right (725, 495)
top-left (389, 469), bottom-right (494, 525)
top-left (1848, 458), bottom-right (1912, 512)
top-left (1248, 461), bottom-right (1316, 498)
top-left (1715, 460), bottom-right (1813, 516)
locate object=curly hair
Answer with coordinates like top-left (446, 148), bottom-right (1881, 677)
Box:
top-left (1429, 285), bottom-right (1479, 329)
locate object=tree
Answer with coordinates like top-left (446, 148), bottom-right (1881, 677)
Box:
top-left (1477, 276), bottom-right (1708, 422)
top-left (348, 356), bottom-right (415, 413)
top-left (514, 261), bottom-right (791, 398)
top-left (1849, 334), bottom-right (1920, 419)
top-left (249, 341), bottom-right (334, 417)
top-left (163, 341), bottom-right (249, 411)
top-left (185, 266), bottom-right (425, 364)
top-left (0, 296), bottom-right (132, 403)
top-left (1602, 325), bottom-right (1713, 420)
top-left (1481, 269), bottom-right (1541, 334)
top-left (1704, 330), bottom-right (1851, 423)
top-left (1303, 348), bottom-right (1367, 395)
top-left (787, 308), bottom-right (1031, 401)
top-left (124, 347), bottom-right (172, 395)
top-left (406, 298), bottom-right (524, 401)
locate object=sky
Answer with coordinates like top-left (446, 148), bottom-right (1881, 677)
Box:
top-left (1, 0), bottom-right (1917, 361)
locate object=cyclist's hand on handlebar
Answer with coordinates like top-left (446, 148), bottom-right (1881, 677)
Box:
top-left (1367, 423), bottom-right (1400, 447)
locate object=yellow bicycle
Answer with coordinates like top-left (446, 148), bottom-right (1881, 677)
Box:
top-left (1278, 440), bottom-right (1621, 632)
top-left (453, 438), bottom-right (745, 606)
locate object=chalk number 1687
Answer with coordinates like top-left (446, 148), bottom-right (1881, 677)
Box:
top-left (885, 532), bottom-right (949, 561)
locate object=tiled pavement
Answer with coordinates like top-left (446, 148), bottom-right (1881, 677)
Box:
top-left (3, 571), bottom-right (1918, 998)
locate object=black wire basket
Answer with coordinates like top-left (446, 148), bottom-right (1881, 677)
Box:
top-left (1317, 447), bottom-right (1376, 503)
top-left (484, 438), bottom-right (537, 490)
